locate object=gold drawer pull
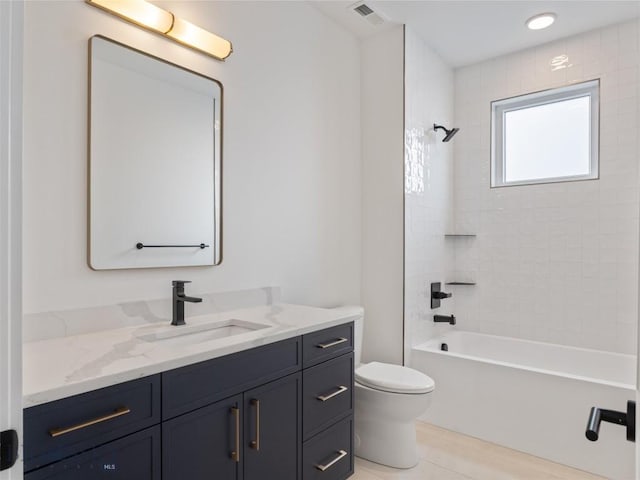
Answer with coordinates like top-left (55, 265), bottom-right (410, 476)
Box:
top-left (316, 337), bottom-right (348, 349)
top-left (315, 449), bottom-right (348, 472)
top-left (250, 399), bottom-right (260, 451)
top-left (49, 406), bottom-right (131, 437)
top-left (230, 407), bottom-right (240, 462)
top-left (317, 386), bottom-right (348, 402)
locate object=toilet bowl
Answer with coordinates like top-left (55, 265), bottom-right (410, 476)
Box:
top-left (354, 361), bottom-right (434, 468)
top-left (329, 306), bottom-right (436, 470)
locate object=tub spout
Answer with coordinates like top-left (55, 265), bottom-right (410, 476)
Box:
top-left (434, 314), bottom-right (456, 325)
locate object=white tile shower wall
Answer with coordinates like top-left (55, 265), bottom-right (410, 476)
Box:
top-left (453, 20), bottom-right (640, 354)
top-left (404, 28), bottom-right (456, 364)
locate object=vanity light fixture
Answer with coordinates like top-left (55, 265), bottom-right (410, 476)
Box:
top-left (86, 0), bottom-right (233, 61)
top-left (526, 12), bottom-right (556, 30)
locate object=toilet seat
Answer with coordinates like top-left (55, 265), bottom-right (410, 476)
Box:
top-left (355, 362), bottom-right (435, 394)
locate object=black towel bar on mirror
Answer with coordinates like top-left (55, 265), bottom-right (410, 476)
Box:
top-left (136, 243), bottom-right (209, 249)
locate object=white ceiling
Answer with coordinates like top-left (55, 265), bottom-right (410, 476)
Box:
top-left (311, 1), bottom-right (640, 67)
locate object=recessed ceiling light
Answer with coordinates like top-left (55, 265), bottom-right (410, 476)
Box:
top-left (526, 12), bottom-right (556, 30)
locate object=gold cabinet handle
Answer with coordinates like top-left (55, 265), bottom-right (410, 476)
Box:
top-left (317, 386), bottom-right (348, 402)
top-left (316, 337), bottom-right (348, 349)
top-left (230, 407), bottom-right (240, 462)
top-left (315, 450), bottom-right (348, 472)
top-left (49, 406), bottom-right (131, 437)
top-left (250, 399), bottom-right (260, 451)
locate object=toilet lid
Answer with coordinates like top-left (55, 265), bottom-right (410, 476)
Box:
top-left (355, 362), bottom-right (435, 394)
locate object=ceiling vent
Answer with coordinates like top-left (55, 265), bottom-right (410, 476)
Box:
top-left (350, 2), bottom-right (386, 26)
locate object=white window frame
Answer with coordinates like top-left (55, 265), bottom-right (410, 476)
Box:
top-left (491, 79), bottom-right (599, 188)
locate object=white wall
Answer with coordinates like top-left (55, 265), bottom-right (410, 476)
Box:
top-left (23, 1), bottom-right (362, 314)
top-left (453, 20), bottom-right (640, 354)
top-left (403, 27), bottom-right (455, 364)
top-left (360, 26), bottom-right (404, 364)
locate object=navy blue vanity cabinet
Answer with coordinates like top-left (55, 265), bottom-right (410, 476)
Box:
top-left (162, 394), bottom-right (243, 480)
top-left (301, 323), bottom-right (355, 480)
top-left (162, 336), bottom-right (301, 420)
top-left (302, 323), bottom-right (354, 368)
top-left (24, 323), bottom-right (355, 480)
top-left (24, 374), bottom-right (161, 474)
top-left (162, 337), bottom-right (303, 480)
top-left (302, 418), bottom-right (354, 480)
top-left (244, 373), bottom-right (302, 479)
top-left (25, 426), bottom-right (161, 480)
top-left (303, 353), bottom-right (354, 441)
top-left (161, 325), bottom-right (353, 480)
top-left (163, 373), bottom-right (302, 480)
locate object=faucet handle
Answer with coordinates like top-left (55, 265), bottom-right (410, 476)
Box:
top-left (172, 280), bottom-right (192, 287)
top-left (430, 282), bottom-right (452, 309)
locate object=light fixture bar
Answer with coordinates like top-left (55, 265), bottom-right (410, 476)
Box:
top-left (166, 17), bottom-right (233, 61)
top-left (86, 0), bottom-right (174, 33)
top-left (86, 0), bottom-right (233, 61)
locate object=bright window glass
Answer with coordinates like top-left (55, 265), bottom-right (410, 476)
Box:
top-left (491, 80), bottom-right (599, 187)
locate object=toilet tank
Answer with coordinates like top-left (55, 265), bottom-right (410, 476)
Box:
top-left (331, 306), bottom-right (364, 366)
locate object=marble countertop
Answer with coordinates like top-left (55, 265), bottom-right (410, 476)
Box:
top-left (23, 303), bottom-right (362, 408)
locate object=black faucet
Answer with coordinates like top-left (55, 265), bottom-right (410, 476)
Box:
top-left (172, 280), bottom-right (202, 326)
top-left (434, 314), bottom-right (456, 325)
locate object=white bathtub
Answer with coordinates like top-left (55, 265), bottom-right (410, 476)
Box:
top-left (412, 331), bottom-right (636, 480)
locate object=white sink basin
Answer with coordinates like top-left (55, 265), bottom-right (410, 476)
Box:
top-left (138, 319), bottom-right (271, 347)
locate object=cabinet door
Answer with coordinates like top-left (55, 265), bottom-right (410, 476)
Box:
top-left (163, 394), bottom-right (242, 480)
top-left (25, 426), bottom-right (160, 480)
top-left (244, 372), bottom-right (302, 480)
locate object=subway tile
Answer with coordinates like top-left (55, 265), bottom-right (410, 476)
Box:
top-left (448, 19), bottom-right (639, 354)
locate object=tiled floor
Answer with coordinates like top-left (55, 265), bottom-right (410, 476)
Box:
top-left (352, 422), bottom-right (605, 480)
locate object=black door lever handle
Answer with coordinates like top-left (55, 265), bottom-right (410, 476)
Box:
top-left (586, 401), bottom-right (635, 442)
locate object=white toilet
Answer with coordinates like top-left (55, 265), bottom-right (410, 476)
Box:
top-left (351, 311), bottom-right (435, 469)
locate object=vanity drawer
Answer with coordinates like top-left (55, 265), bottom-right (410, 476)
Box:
top-left (25, 425), bottom-right (160, 480)
top-left (303, 417), bottom-right (353, 480)
top-left (302, 323), bottom-right (353, 368)
top-left (24, 375), bottom-right (161, 472)
top-left (162, 336), bottom-right (301, 419)
top-left (303, 353), bottom-right (353, 440)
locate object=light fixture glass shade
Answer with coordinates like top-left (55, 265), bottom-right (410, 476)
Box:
top-left (167, 17), bottom-right (233, 60)
top-left (86, 0), bottom-right (174, 33)
top-left (86, 0), bottom-right (233, 61)
top-left (526, 13), bottom-right (556, 30)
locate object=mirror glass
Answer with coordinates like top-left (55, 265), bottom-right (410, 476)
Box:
top-left (89, 35), bottom-right (221, 270)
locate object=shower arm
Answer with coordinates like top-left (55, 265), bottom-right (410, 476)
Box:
top-left (433, 123), bottom-right (459, 142)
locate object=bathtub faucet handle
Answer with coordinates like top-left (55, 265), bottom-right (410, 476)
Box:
top-left (431, 282), bottom-right (452, 309)
top-left (432, 291), bottom-right (452, 300)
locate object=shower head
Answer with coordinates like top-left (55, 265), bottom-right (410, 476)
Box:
top-left (433, 124), bottom-right (460, 142)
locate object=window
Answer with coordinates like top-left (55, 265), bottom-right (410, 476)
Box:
top-left (491, 79), bottom-right (599, 187)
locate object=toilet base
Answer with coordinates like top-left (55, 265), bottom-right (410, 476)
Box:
top-left (354, 417), bottom-right (419, 469)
